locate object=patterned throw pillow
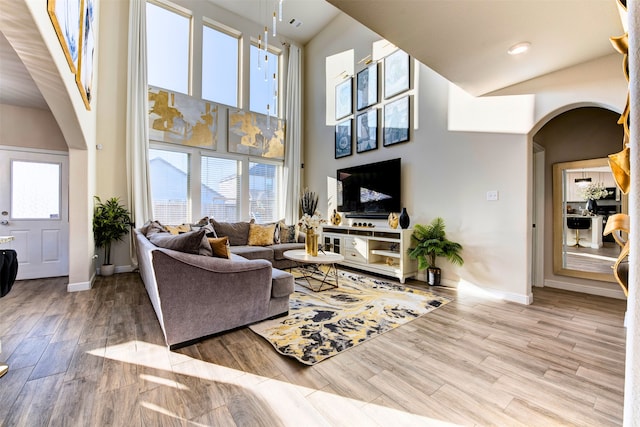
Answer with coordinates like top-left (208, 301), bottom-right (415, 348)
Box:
top-left (164, 224), bottom-right (191, 235)
top-left (278, 221), bottom-right (297, 243)
top-left (207, 236), bottom-right (231, 259)
top-left (247, 223), bottom-right (276, 246)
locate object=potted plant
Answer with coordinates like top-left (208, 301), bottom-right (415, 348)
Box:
top-left (408, 217), bottom-right (464, 285)
top-left (93, 196), bottom-right (132, 276)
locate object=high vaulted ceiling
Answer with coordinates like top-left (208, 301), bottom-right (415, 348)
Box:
top-left (0, 0), bottom-right (626, 110)
top-left (327, 0), bottom-right (625, 96)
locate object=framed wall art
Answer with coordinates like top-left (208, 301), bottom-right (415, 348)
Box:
top-left (149, 86), bottom-right (219, 150)
top-left (356, 110), bottom-right (378, 153)
top-left (335, 119), bottom-right (352, 159)
top-left (76, 0), bottom-right (95, 109)
top-left (335, 78), bottom-right (353, 121)
top-left (47, 0), bottom-right (82, 74)
top-left (356, 64), bottom-right (377, 111)
top-left (384, 49), bottom-right (410, 99)
top-left (228, 110), bottom-right (285, 159)
top-left (383, 95), bottom-right (410, 147)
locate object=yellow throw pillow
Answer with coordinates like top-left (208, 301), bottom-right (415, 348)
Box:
top-left (247, 223), bottom-right (276, 246)
top-left (207, 236), bottom-right (231, 259)
top-left (165, 224), bottom-right (191, 235)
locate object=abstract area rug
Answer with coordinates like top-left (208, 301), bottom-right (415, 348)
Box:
top-left (249, 271), bottom-right (452, 365)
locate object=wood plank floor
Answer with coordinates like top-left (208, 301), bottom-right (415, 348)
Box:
top-left (0, 272), bottom-right (627, 426)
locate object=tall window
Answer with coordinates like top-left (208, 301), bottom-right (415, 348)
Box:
top-left (250, 45), bottom-right (279, 117)
top-left (146, 2), bottom-right (191, 94)
top-left (149, 149), bottom-right (190, 224)
top-left (201, 156), bottom-right (240, 221)
top-left (249, 160), bottom-right (281, 223)
top-left (202, 23), bottom-right (239, 107)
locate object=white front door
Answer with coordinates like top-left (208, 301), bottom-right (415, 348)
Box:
top-left (0, 149), bottom-right (69, 279)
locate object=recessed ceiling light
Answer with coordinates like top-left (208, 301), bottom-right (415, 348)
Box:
top-left (508, 42), bottom-right (531, 55)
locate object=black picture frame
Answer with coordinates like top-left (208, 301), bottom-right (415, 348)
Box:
top-left (335, 78), bottom-right (353, 121)
top-left (383, 96), bottom-right (410, 146)
top-left (356, 64), bottom-right (377, 111)
top-left (356, 110), bottom-right (378, 153)
top-left (384, 50), bottom-right (410, 99)
top-left (335, 119), bottom-right (352, 158)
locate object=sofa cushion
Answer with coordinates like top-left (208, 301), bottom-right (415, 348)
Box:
top-left (211, 219), bottom-right (253, 246)
top-left (141, 220), bottom-right (167, 237)
top-left (230, 245), bottom-right (274, 261)
top-left (247, 223), bottom-right (276, 246)
top-left (165, 224), bottom-right (191, 235)
top-left (271, 242), bottom-right (306, 260)
top-left (278, 222), bottom-right (297, 243)
top-left (149, 228), bottom-right (207, 255)
top-left (271, 268), bottom-right (295, 298)
top-left (208, 236), bottom-right (231, 259)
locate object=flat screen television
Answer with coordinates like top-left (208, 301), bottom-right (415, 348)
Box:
top-left (337, 158), bottom-right (401, 218)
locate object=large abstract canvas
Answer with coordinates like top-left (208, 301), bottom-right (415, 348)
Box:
top-left (228, 110), bottom-right (285, 160)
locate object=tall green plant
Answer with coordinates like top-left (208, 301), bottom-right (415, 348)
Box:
top-left (93, 196), bottom-right (132, 265)
top-left (408, 217), bottom-right (464, 270)
top-left (299, 188), bottom-right (319, 216)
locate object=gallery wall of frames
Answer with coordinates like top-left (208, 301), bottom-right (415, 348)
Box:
top-left (334, 49), bottom-right (412, 159)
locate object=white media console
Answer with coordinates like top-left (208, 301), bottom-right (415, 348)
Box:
top-left (321, 225), bottom-right (417, 283)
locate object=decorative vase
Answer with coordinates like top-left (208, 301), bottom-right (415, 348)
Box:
top-left (101, 264), bottom-right (115, 276)
top-left (399, 208), bottom-right (410, 229)
top-left (305, 229), bottom-right (318, 256)
top-left (388, 212), bottom-right (399, 229)
top-left (330, 209), bottom-right (342, 226)
top-left (586, 199), bottom-right (598, 215)
top-left (427, 267), bottom-right (441, 286)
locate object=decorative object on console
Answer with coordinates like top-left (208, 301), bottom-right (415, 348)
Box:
top-left (388, 212), bottom-right (399, 229)
top-left (408, 217), bottom-right (464, 286)
top-left (580, 182), bottom-right (611, 215)
top-left (399, 207), bottom-right (410, 229)
top-left (330, 209), bottom-right (342, 226)
top-left (93, 196), bottom-right (132, 276)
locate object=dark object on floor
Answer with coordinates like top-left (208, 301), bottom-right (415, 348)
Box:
top-left (0, 249), bottom-right (18, 297)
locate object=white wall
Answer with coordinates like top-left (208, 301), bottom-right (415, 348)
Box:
top-left (0, 104), bottom-right (67, 151)
top-left (304, 13), bottom-right (627, 303)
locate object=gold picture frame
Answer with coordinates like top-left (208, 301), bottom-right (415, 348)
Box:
top-left (47, 0), bottom-right (83, 75)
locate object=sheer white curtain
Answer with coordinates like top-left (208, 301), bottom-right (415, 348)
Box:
top-left (126, 0), bottom-right (153, 263)
top-left (283, 44), bottom-right (302, 224)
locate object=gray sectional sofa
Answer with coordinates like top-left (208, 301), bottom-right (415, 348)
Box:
top-left (134, 219), bottom-right (303, 349)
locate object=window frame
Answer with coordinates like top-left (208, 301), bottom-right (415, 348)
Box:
top-left (146, 0), bottom-right (193, 95)
top-left (249, 40), bottom-right (283, 118)
top-left (201, 17), bottom-right (242, 108)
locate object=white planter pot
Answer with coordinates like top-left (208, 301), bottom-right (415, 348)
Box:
top-left (101, 264), bottom-right (115, 276)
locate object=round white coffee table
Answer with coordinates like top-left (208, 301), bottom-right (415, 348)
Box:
top-left (283, 249), bottom-right (345, 292)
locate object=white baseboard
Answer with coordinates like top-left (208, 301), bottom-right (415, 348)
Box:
top-left (544, 279), bottom-right (626, 300)
top-left (414, 275), bottom-right (533, 305)
top-left (96, 264), bottom-right (135, 276)
top-left (67, 272), bottom-right (95, 292)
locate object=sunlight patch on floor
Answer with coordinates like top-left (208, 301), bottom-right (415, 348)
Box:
top-left (89, 340), bottom-right (461, 426)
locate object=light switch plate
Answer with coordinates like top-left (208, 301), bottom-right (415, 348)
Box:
top-left (486, 190), bottom-right (499, 201)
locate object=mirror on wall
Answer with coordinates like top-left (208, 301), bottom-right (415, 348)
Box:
top-left (552, 158), bottom-right (627, 282)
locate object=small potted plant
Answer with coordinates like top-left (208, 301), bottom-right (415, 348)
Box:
top-left (93, 196), bottom-right (132, 276)
top-left (408, 217), bottom-right (464, 285)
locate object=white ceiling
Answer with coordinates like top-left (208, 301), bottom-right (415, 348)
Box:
top-left (0, 0), bottom-right (626, 110)
top-left (327, 0), bottom-right (625, 96)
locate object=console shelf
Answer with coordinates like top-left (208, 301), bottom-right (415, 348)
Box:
top-left (321, 226), bottom-right (417, 283)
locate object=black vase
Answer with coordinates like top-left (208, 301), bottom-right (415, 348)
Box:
top-left (586, 199), bottom-right (597, 214)
top-left (399, 207), bottom-right (410, 229)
